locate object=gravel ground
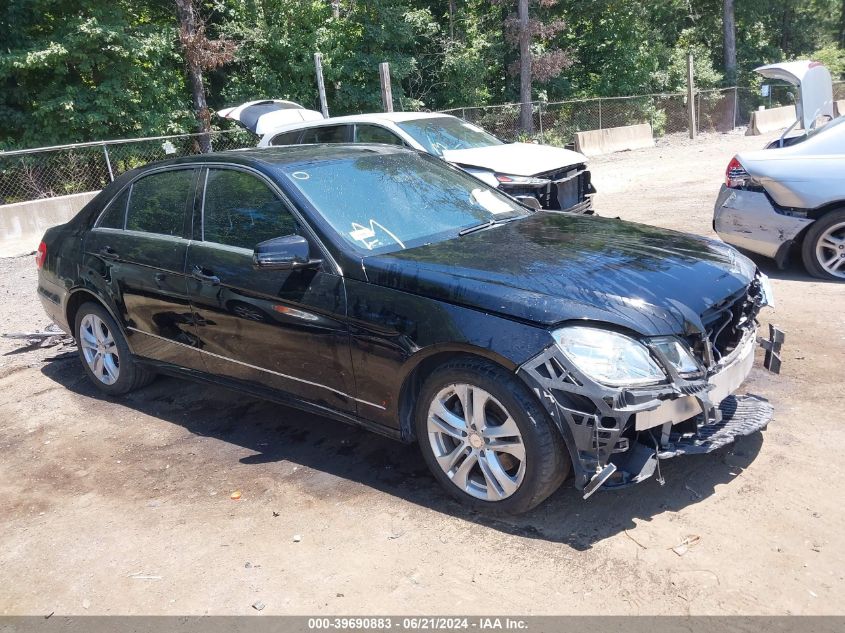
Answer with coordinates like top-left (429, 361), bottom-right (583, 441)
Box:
top-left (1, 130), bottom-right (844, 616)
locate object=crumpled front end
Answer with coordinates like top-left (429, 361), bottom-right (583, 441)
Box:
top-left (496, 164), bottom-right (596, 214)
top-left (517, 277), bottom-right (778, 497)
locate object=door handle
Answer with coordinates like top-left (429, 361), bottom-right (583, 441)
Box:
top-left (192, 265), bottom-right (221, 285)
top-left (99, 246), bottom-right (118, 260)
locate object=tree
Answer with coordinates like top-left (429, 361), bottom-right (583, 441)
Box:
top-left (499, 0), bottom-right (573, 133)
top-left (840, 0), bottom-right (845, 47)
top-left (0, 1), bottom-right (192, 149)
top-left (174, 0), bottom-right (236, 152)
top-left (724, 0), bottom-right (737, 83)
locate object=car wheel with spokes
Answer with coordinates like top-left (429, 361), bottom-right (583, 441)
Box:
top-left (415, 357), bottom-right (569, 514)
top-left (802, 210), bottom-right (845, 281)
top-left (74, 302), bottom-right (155, 395)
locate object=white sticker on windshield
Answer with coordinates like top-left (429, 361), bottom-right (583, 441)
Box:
top-left (350, 226), bottom-right (376, 241)
top-left (291, 171), bottom-right (310, 180)
top-left (471, 188), bottom-right (513, 214)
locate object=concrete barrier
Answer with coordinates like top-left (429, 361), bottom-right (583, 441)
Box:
top-left (0, 191), bottom-right (98, 257)
top-left (573, 123), bottom-right (654, 156)
top-left (834, 100), bottom-right (845, 118)
top-left (745, 105), bottom-right (799, 136)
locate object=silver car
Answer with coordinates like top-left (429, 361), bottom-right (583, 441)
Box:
top-left (713, 115), bottom-right (845, 280)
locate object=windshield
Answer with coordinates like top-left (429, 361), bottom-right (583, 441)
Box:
top-left (397, 117), bottom-right (503, 157)
top-left (281, 151), bottom-right (529, 255)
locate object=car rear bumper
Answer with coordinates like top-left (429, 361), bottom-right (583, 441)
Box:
top-left (37, 274), bottom-right (71, 334)
top-left (713, 184), bottom-right (813, 260)
top-left (517, 326), bottom-right (773, 495)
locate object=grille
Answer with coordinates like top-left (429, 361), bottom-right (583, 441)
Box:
top-left (695, 280), bottom-right (764, 364)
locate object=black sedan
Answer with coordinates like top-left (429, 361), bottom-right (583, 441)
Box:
top-left (37, 145), bottom-right (776, 513)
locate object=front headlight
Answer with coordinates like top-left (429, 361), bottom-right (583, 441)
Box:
top-left (650, 337), bottom-right (700, 376)
top-left (495, 173), bottom-right (551, 187)
top-left (552, 326), bottom-right (664, 387)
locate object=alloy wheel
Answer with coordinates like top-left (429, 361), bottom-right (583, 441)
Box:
top-left (79, 313), bottom-right (120, 385)
top-left (816, 221), bottom-right (845, 279)
top-left (426, 383), bottom-right (526, 501)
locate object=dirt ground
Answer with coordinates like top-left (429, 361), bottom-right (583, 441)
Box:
top-left (1, 130), bottom-right (844, 616)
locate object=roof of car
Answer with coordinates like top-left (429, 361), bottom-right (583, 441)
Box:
top-left (259, 111), bottom-right (454, 136)
top-left (142, 143), bottom-right (418, 171)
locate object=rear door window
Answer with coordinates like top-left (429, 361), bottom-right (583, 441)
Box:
top-left (202, 169), bottom-right (297, 250)
top-left (354, 124), bottom-right (404, 146)
top-left (299, 125), bottom-right (351, 144)
top-left (126, 169), bottom-right (194, 237)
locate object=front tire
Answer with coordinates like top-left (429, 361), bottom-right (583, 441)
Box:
top-left (415, 357), bottom-right (569, 514)
top-left (74, 302), bottom-right (155, 395)
top-left (801, 210), bottom-right (845, 280)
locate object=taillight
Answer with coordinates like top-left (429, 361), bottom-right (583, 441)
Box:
top-left (725, 156), bottom-right (749, 189)
top-left (35, 241), bottom-right (47, 269)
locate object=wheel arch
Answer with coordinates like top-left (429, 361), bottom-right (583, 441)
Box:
top-left (395, 344), bottom-right (522, 443)
top-left (65, 288), bottom-right (133, 351)
top-left (790, 202), bottom-right (845, 244)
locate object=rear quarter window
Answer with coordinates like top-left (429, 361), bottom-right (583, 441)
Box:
top-left (96, 188), bottom-right (130, 229)
top-left (270, 130), bottom-right (303, 146)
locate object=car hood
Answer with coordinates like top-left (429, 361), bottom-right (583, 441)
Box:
top-left (362, 213), bottom-right (757, 337)
top-left (441, 142), bottom-right (587, 176)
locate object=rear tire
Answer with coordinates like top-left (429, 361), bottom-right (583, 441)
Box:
top-left (801, 210), bottom-right (845, 280)
top-left (74, 302), bottom-right (155, 395)
top-left (415, 357), bottom-right (569, 515)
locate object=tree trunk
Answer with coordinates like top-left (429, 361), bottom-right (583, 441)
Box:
top-left (517, 0), bottom-right (533, 134)
top-left (449, 0), bottom-right (456, 39)
top-left (723, 0), bottom-right (737, 84)
top-left (175, 0), bottom-right (212, 153)
top-left (839, 0), bottom-right (845, 48)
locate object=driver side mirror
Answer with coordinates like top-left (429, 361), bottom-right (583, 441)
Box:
top-left (253, 235), bottom-right (321, 270)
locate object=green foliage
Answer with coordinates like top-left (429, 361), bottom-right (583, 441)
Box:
top-left (1, 0), bottom-right (843, 149)
top-left (810, 43), bottom-right (845, 79)
top-left (0, 1), bottom-right (192, 148)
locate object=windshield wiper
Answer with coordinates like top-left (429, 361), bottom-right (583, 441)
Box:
top-left (458, 216), bottom-right (520, 237)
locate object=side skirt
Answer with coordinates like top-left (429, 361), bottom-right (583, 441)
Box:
top-left (135, 357), bottom-right (406, 443)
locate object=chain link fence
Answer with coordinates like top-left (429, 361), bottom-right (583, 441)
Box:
top-left (2, 81), bottom-right (843, 206)
top-left (442, 82), bottom-right (845, 144)
top-left (0, 129), bottom-right (256, 205)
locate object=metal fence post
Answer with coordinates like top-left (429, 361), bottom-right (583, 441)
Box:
top-left (538, 102), bottom-right (544, 143)
top-left (733, 86), bottom-right (738, 130)
top-left (102, 144), bottom-right (114, 181)
top-left (650, 96), bottom-right (655, 133)
top-left (598, 98), bottom-right (602, 130)
top-left (686, 52), bottom-right (697, 139)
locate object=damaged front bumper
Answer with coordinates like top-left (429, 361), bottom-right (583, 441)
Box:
top-left (713, 184), bottom-right (813, 266)
top-left (498, 165), bottom-right (595, 214)
top-left (517, 326), bottom-right (780, 498)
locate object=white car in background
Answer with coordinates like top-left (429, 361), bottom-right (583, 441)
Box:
top-left (219, 103), bottom-right (595, 214)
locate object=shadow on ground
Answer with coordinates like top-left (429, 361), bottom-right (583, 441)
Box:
top-left (41, 355), bottom-right (765, 550)
top-left (745, 250), bottom-right (841, 284)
